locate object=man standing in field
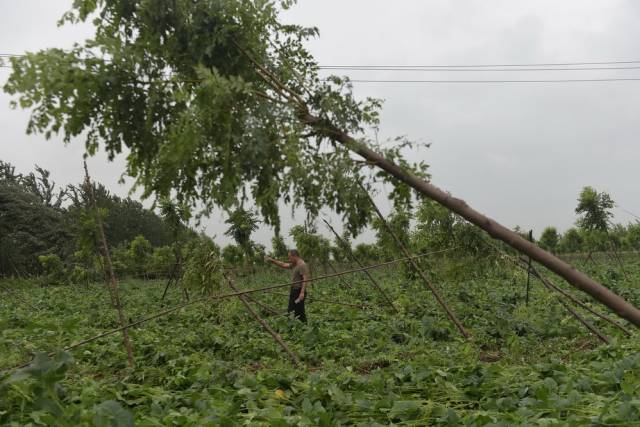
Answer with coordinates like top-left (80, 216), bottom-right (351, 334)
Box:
top-left (265, 249), bottom-right (309, 323)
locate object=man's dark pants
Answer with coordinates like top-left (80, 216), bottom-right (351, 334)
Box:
top-left (287, 286), bottom-right (307, 323)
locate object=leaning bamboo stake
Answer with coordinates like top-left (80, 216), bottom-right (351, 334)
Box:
top-left (327, 260), bottom-right (352, 289)
top-left (508, 257), bottom-right (610, 344)
top-left (357, 181), bottom-right (470, 339)
top-left (545, 282), bottom-right (610, 344)
top-left (607, 239), bottom-right (629, 282)
top-left (324, 261), bottom-right (371, 302)
top-left (322, 219), bottom-right (398, 313)
top-left (225, 275), bottom-right (301, 366)
top-left (244, 294), bottom-right (281, 316)
top-left (512, 256), bottom-right (632, 337)
top-left (84, 162), bottom-right (134, 368)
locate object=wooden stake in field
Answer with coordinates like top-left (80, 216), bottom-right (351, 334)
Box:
top-left (225, 275), bottom-right (301, 366)
top-left (84, 161), bottom-right (135, 368)
top-left (327, 260), bottom-right (352, 289)
top-left (322, 219), bottom-right (398, 313)
top-left (357, 180), bottom-right (470, 340)
top-left (325, 260), bottom-right (371, 302)
top-left (506, 255), bottom-right (611, 344)
top-left (525, 230), bottom-right (533, 306)
top-left (160, 261), bottom-right (188, 304)
top-left (512, 256), bottom-right (631, 337)
top-left (242, 292), bottom-right (281, 316)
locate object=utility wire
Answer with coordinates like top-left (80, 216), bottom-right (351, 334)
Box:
top-left (319, 66), bottom-right (640, 72)
top-left (5, 53), bottom-right (640, 83)
top-left (319, 60), bottom-right (640, 68)
top-left (3, 52), bottom-right (640, 68)
top-left (339, 78), bottom-right (640, 84)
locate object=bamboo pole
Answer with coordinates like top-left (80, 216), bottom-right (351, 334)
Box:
top-left (84, 162), bottom-right (135, 368)
top-left (525, 230), bottom-right (533, 306)
top-left (510, 257), bottom-right (610, 344)
top-left (244, 293), bottom-right (281, 315)
top-left (322, 219), bottom-right (398, 313)
top-left (160, 261), bottom-right (180, 303)
top-left (513, 256), bottom-right (632, 337)
top-left (225, 275), bottom-right (301, 366)
top-left (357, 181), bottom-right (470, 339)
top-left (327, 260), bottom-right (352, 289)
top-left (326, 260), bottom-right (373, 303)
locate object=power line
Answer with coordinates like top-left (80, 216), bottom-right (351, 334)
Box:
top-left (319, 60), bottom-right (640, 68)
top-left (339, 78), bottom-right (640, 84)
top-left (5, 54), bottom-right (640, 83)
top-left (319, 66), bottom-right (640, 72)
top-left (3, 52), bottom-right (640, 69)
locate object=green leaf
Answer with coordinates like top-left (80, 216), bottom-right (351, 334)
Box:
top-left (93, 400), bottom-right (134, 427)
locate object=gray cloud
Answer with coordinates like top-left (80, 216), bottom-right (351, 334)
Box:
top-left (1, 0), bottom-right (639, 249)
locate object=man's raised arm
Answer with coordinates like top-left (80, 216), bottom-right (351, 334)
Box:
top-left (264, 255), bottom-right (291, 269)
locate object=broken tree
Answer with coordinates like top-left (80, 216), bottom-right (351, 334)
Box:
top-left (6, 0), bottom-right (639, 327)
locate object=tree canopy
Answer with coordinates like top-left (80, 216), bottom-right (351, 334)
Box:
top-left (575, 186), bottom-right (615, 232)
top-left (4, 0), bottom-right (426, 236)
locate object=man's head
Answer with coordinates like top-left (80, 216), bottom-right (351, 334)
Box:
top-left (288, 249), bottom-right (300, 264)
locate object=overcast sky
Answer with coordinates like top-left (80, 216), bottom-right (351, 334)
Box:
top-left (1, 0), bottom-right (639, 248)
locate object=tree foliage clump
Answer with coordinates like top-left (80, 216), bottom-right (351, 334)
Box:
top-left (372, 208), bottom-right (412, 261)
top-left (290, 225), bottom-right (330, 268)
top-left (4, 0), bottom-right (427, 236)
top-left (224, 207), bottom-right (260, 260)
top-left (38, 254), bottom-right (67, 286)
top-left (182, 236), bottom-right (222, 295)
top-left (576, 186), bottom-right (615, 233)
top-left (270, 233), bottom-right (289, 259)
top-left (539, 227), bottom-right (559, 253)
top-left (221, 244), bottom-right (245, 268)
top-left (412, 199), bottom-right (487, 257)
top-left (0, 161), bottom-right (73, 276)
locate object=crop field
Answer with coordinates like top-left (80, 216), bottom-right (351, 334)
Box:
top-left (3, 1), bottom-right (640, 426)
top-left (2, 256), bottom-right (639, 426)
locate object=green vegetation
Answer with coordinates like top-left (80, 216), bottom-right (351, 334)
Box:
top-left (0, 161), bottom-right (194, 279)
top-left (1, 0), bottom-right (639, 425)
top-left (1, 256), bottom-right (639, 425)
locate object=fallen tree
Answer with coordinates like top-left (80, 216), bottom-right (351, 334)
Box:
top-left (5, 0), bottom-right (639, 326)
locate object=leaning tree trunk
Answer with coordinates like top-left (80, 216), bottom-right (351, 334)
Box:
top-left (301, 113), bottom-right (640, 327)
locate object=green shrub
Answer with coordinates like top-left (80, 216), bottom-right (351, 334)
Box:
top-left (37, 254), bottom-right (67, 285)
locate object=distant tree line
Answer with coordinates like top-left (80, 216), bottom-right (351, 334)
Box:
top-left (3, 160), bottom-right (636, 284)
top-left (0, 160), bottom-right (202, 280)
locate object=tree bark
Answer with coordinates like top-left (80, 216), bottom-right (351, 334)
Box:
top-left (302, 113), bottom-right (640, 328)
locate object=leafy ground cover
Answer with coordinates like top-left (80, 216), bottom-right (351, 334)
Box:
top-left (1, 257), bottom-right (639, 426)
